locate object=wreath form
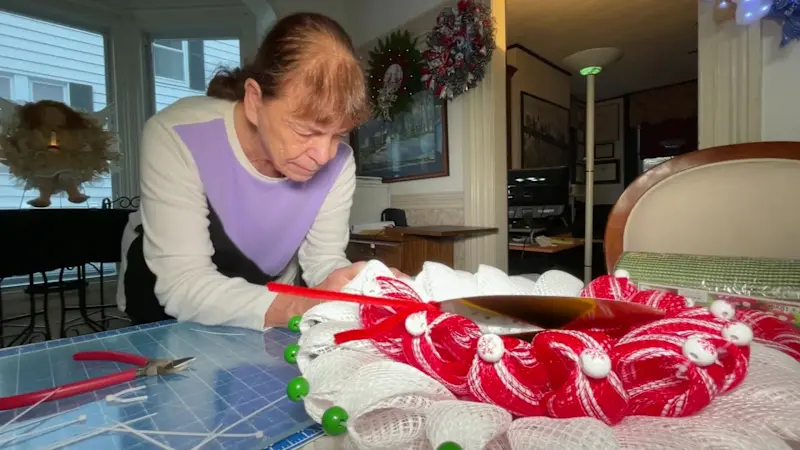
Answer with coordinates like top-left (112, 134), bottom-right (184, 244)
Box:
top-left (366, 30), bottom-right (424, 121)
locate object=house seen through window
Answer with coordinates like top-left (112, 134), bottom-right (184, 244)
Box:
top-left (150, 38), bottom-right (241, 112)
top-left (153, 39), bottom-right (187, 82)
top-left (0, 11), bottom-right (109, 210)
top-left (0, 76), bottom-right (11, 100)
top-left (0, 11), bottom-right (242, 287)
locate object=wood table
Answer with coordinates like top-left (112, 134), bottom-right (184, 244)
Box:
top-left (347, 226), bottom-right (497, 274)
top-left (508, 233), bottom-right (602, 254)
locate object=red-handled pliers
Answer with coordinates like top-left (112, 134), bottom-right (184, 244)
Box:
top-left (0, 351), bottom-right (195, 411)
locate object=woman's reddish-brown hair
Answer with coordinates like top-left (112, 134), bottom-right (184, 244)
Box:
top-left (207, 13), bottom-right (369, 130)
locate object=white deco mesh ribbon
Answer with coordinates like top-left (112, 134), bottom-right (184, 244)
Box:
top-left (297, 260), bottom-right (800, 450)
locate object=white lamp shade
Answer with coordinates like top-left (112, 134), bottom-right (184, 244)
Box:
top-left (563, 47), bottom-right (623, 74)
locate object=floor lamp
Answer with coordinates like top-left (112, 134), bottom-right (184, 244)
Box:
top-left (563, 47), bottom-right (623, 283)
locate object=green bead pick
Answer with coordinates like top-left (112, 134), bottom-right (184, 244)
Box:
top-left (288, 316), bottom-right (302, 332)
top-left (321, 405), bottom-right (349, 436)
top-left (286, 376), bottom-right (310, 402)
top-left (437, 442), bottom-right (462, 450)
top-left (284, 344), bottom-right (300, 364)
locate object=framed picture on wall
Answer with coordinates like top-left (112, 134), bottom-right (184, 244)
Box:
top-left (350, 91), bottom-right (449, 183)
top-left (595, 143), bottom-right (615, 159)
top-left (520, 91), bottom-right (570, 168)
top-left (577, 142), bottom-right (615, 161)
top-left (575, 160), bottom-right (620, 184)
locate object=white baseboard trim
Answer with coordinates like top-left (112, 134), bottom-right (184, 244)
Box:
top-left (390, 191), bottom-right (464, 210)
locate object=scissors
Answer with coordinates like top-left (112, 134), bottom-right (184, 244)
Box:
top-left (0, 351), bottom-right (195, 411)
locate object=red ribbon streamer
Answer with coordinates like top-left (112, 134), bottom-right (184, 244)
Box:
top-left (266, 281), bottom-right (440, 344)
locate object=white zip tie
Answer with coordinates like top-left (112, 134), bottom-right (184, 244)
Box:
top-left (113, 421), bottom-right (176, 450)
top-left (189, 395), bottom-right (286, 450)
top-left (0, 388), bottom-right (61, 435)
top-left (0, 407), bottom-right (78, 436)
top-left (93, 426), bottom-right (264, 439)
top-left (0, 415), bottom-right (87, 447)
top-left (42, 413), bottom-right (157, 450)
top-left (190, 329), bottom-right (246, 336)
top-left (106, 385), bottom-right (148, 404)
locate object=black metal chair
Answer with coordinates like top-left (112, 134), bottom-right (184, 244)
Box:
top-left (60, 196), bottom-right (140, 337)
top-left (0, 197), bottom-right (138, 347)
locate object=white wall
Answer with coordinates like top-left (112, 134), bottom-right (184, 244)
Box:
top-left (761, 20), bottom-right (800, 142)
top-left (507, 47), bottom-right (571, 169)
top-left (349, 4), bottom-right (467, 197)
top-left (267, 0), bottom-right (450, 48)
top-left (344, 0), bottom-right (450, 47)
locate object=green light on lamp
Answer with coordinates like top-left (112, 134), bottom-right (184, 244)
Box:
top-left (580, 66), bottom-right (603, 76)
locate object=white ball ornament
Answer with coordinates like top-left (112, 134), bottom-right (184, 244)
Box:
top-left (722, 322), bottom-right (754, 346)
top-left (709, 299), bottom-right (735, 321)
top-left (404, 312), bottom-right (428, 337)
top-left (613, 269), bottom-right (631, 279)
top-left (477, 334), bottom-right (505, 363)
top-left (682, 335), bottom-right (718, 367)
top-left (579, 348), bottom-right (612, 379)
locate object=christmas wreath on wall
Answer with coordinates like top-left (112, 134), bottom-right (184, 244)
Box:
top-left (422, 0), bottom-right (496, 100)
top-left (367, 30), bottom-right (424, 121)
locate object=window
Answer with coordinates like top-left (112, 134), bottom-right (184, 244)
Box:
top-left (31, 80), bottom-right (67, 102)
top-left (0, 11), bottom-right (116, 287)
top-left (0, 76), bottom-right (10, 100)
top-left (152, 38), bottom-right (240, 112)
top-left (153, 39), bottom-right (187, 82)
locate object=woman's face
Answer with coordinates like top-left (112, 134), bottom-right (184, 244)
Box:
top-left (242, 79), bottom-right (346, 182)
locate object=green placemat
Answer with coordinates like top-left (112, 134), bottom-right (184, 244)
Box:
top-left (615, 252), bottom-right (800, 301)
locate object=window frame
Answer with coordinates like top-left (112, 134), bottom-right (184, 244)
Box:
top-left (28, 77), bottom-right (70, 103)
top-left (0, 74), bottom-right (11, 100)
top-left (152, 39), bottom-right (190, 86)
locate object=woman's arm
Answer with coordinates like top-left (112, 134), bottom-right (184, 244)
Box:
top-left (297, 148), bottom-right (356, 286)
top-left (139, 117), bottom-right (286, 329)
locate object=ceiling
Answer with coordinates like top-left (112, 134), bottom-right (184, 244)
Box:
top-left (506, 0), bottom-right (698, 100)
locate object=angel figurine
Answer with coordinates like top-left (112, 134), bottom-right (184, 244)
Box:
top-left (0, 97), bottom-right (119, 207)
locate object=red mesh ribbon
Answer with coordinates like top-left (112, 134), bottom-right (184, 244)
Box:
top-left (613, 326), bottom-right (728, 417)
top-left (735, 308), bottom-right (800, 361)
top-left (466, 335), bottom-right (549, 417)
top-left (336, 276), bottom-right (436, 360)
top-left (534, 330), bottom-right (628, 425)
top-left (401, 310), bottom-right (481, 395)
top-left (628, 290), bottom-right (691, 316)
top-left (623, 315), bottom-right (749, 393)
top-left (579, 275), bottom-right (638, 301)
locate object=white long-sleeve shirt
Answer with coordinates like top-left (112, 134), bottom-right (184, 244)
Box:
top-left (116, 96), bottom-right (353, 330)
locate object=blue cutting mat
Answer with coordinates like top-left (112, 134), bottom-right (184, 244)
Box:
top-left (0, 321), bottom-right (323, 449)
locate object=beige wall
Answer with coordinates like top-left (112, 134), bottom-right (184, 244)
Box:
top-left (353, 9), bottom-right (464, 198)
top-left (350, 0), bottom-right (509, 270)
top-left (507, 47), bottom-right (571, 169)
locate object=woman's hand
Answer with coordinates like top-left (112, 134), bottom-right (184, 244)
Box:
top-left (263, 262), bottom-right (366, 328)
top-left (315, 261), bottom-right (367, 291)
top-left (263, 261), bottom-right (407, 328)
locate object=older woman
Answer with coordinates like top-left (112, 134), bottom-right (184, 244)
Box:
top-left (116, 13), bottom-right (370, 330)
